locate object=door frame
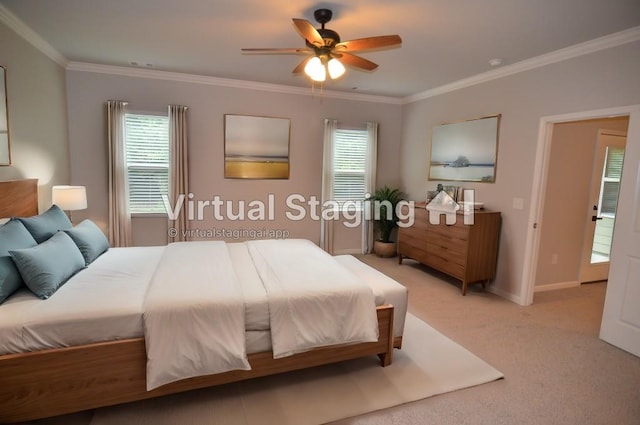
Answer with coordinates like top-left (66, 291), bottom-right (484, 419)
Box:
top-left (520, 105), bottom-right (640, 306)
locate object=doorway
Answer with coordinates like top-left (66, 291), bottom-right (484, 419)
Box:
top-left (521, 105), bottom-right (640, 356)
top-left (532, 117), bottom-right (629, 294)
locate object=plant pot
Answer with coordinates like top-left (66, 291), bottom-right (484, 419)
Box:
top-left (374, 240), bottom-right (396, 258)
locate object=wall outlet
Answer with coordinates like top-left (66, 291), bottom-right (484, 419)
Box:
top-left (551, 253), bottom-right (558, 265)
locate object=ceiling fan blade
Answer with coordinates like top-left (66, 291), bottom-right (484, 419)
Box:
top-left (292, 57), bottom-right (312, 74)
top-left (336, 52), bottom-right (378, 71)
top-left (335, 35), bottom-right (402, 52)
top-left (292, 18), bottom-right (324, 47)
top-left (241, 48), bottom-right (311, 54)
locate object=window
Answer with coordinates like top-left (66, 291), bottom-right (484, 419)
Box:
top-left (124, 113), bottom-right (169, 214)
top-left (332, 128), bottom-right (368, 204)
top-left (599, 146), bottom-right (624, 216)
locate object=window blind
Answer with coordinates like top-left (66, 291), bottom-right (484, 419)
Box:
top-left (125, 113), bottom-right (169, 214)
top-left (601, 147), bottom-right (624, 216)
top-left (333, 129), bottom-right (367, 204)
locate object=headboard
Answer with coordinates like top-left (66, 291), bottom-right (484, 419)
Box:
top-left (0, 179), bottom-right (39, 218)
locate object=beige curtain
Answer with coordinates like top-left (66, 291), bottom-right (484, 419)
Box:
top-left (320, 118), bottom-right (338, 253)
top-left (168, 105), bottom-right (189, 242)
top-left (107, 100), bottom-right (132, 247)
top-left (363, 121), bottom-right (378, 253)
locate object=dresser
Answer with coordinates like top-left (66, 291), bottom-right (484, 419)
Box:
top-left (398, 203), bottom-right (501, 295)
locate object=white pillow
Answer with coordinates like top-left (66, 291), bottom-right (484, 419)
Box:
top-left (0, 218), bottom-right (10, 226)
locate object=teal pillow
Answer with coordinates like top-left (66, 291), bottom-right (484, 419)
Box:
top-left (64, 219), bottom-right (110, 265)
top-left (0, 220), bottom-right (38, 303)
top-left (15, 204), bottom-right (73, 243)
top-left (9, 232), bottom-right (85, 300)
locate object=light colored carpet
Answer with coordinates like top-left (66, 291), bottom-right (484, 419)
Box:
top-left (88, 314), bottom-right (502, 425)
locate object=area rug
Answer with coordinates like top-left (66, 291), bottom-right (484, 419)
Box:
top-left (90, 314), bottom-right (503, 425)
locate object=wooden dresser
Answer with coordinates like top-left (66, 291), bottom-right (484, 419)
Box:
top-left (398, 203), bottom-right (501, 295)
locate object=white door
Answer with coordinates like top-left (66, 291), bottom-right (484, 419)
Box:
top-left (600, 109), bottom-right (640, 357)
top-left (579, 130), bottom-right (626, 283)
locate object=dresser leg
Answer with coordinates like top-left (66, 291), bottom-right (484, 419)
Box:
top-left (398, 255), bottom-right (403, 265)
top-left (462, 281), bottom-right (468, 296)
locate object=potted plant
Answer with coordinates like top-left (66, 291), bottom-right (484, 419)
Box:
top-left (369, 186), bottom-right (403, 257)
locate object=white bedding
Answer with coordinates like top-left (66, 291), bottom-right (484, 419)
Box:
top-left (0, 239), bottom-right (408, 389)
top-left (143, 241), bottom-right (250, 390)
top-left (246, 239), bottom-right (379, 358)
top-left (0, 246), bottom-right (163, 354)
top-left (227, 243), bottom-right (270, 330)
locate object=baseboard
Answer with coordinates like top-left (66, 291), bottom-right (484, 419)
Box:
top-left (486, 285), bottom-right (523, 305)
top-left (332, 249), bottom-right (364, 255)
top-left (534, 281), bottom-right (580, 292)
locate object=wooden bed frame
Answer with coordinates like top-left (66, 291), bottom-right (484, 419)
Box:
top-left (0, 179), bottom-right (402, 423)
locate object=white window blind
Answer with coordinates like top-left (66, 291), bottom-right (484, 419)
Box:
top-left (333, 128), bottom-right (368, 204)
top-left (600, 147), bottom-right (624, 216)
top-left (125, 113), bottom-right (169, 214)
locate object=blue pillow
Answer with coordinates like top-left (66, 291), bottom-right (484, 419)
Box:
top-left (64, 219), bottom-right (110, 265)
top-left (9, 232), bottom-right (85, 300)
top-left (0, 220), bottom-right (38, 303)
top-left (15, 204), bottom-right (73, 243)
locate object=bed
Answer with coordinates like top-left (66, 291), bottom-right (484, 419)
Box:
top-left (0, 179), bottom-right (408, 423)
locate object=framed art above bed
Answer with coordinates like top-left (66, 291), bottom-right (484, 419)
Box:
top-left (224, 114), bottom-right (291, 179)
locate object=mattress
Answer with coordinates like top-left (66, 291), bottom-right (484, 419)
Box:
top-left (0, 243), bottom-right (407, 356)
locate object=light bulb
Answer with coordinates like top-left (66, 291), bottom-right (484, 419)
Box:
top-left (304, 57), bottom-right (326, 82)
top-left (327, 58), bottom-right (345, 79)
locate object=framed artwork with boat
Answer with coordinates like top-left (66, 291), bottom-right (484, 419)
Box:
top-left (428, 114), bottom-right (500, 182)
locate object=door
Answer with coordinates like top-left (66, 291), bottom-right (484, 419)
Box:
top-left (600, 109), bottom-right (640, 357)
top-left (579, 130), bottom-right (626, 283)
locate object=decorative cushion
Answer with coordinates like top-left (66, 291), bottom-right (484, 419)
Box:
top-left (0, 220), bottom-right (38, 303)
top-left (15, 204), bottom-right (73, 243)
top-left (9, 232), bottom-right (85, 300)
top-left (64, 219), bottom-right (110, 265)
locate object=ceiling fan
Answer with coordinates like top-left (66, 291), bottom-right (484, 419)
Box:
top-left (241, 8), bottom-right (402, 83)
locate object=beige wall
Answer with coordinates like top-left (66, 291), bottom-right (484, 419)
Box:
top-left (400, 41), bottom-right (640, 303)
top-left (65, 70), bottom-right (403, 246)
top-left (535, 117), bottom-right (629, 288)
top-left (0, 21), bottom-right (69, 211)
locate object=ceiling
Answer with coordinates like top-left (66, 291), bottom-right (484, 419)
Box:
top-left (1, 0), bottom-right (639, 98)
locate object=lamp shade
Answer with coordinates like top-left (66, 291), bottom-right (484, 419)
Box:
top-left (327, 58), bottom-right (345, 79)
top-left (304, 56), bottom-right (326, 82)
top-left (52, 185), bottom-right (87, 211)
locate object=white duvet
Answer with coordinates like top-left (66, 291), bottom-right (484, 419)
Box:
top-left (246, 239), bottom-right (379, 358)
top-left (143, 241), bottom-right (250, 390)
top-left (1, 239), bottom-right (386, 390)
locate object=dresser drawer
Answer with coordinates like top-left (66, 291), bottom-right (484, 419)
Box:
top-left (426, 220), bottom-right (469, 241)
top-left (424, 241), bottom-right (466, 267)
top-left (424, 252), bottom-right (465, 280)
top-left (427, 230), bottom-right (468, 252)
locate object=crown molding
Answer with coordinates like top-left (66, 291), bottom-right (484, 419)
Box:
top-left (0, 4), bottom-right (68, 68)
top-left (66, 62), bottom-right (403, 105)
top-left (3, 1), bottom-right (636, 105)
top-left (403, 25), bottom-right (640, 104)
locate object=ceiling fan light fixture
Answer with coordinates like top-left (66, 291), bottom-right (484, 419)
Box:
top-left (327, 58), bottom-right (345, 79)
top-left (304, 56), bottom-right (326, 82)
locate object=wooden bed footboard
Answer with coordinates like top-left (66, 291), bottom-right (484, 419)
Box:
top-left (0, 305), bottom-right (400, 423)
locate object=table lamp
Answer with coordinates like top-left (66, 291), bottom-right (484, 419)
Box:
top-left (52, 185), bottom-right (87, 223)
